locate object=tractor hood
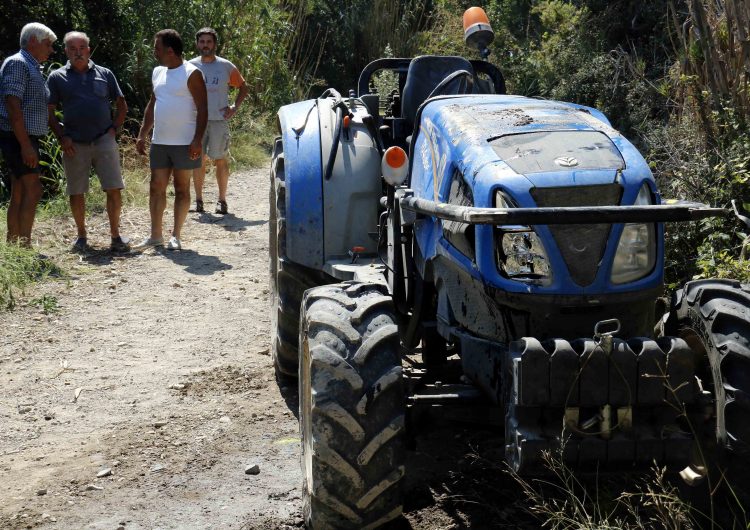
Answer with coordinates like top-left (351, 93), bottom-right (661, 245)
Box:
top-left (410, 95), bottom-right (654, 205)
top-left (409, 94), bottom-right (663, 297)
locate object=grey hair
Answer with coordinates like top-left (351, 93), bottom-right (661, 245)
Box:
top-left (20, 23), bottom-right (57, 48)
top-left (64, 31), bottom-right (90, 47)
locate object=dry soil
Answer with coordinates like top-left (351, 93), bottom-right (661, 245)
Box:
top-left (0, 167), bottom-right (536, 530)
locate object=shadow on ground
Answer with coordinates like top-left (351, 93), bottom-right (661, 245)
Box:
top-left (276, 374), bottom-right (300, 420)
top-left (75, 248), bottom-right (142, 266)
top-left (194, 212), bottom-right (267, 232)
top-left (160, 248), bottom-right (233, 275)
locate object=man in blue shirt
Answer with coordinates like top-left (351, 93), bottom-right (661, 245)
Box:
top-left (0, 22), bottom-right (56, 247)
top-left (48, 31), bottom-right (129, 252)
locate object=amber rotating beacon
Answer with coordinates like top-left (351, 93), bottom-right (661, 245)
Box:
top-left (463, 7), bottom-right (495, 59)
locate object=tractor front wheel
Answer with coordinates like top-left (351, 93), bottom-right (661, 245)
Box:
top-left (668, 279), bottom-right (750, 512)
top-left (299, 282), bottom-right (405, 529)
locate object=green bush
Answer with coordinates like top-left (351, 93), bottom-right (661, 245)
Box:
top-left (1, 0), bottom-right (748, 285)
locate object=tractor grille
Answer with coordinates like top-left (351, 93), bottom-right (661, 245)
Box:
top-left (530, 184), bottom-right (623, 286)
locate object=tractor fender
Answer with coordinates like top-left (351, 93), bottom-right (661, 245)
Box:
top-left (277, 100), bottom-right (325, 269)
top-left (278, 97), bottom-right (382, 269)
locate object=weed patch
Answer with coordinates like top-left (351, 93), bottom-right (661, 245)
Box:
top-left (0, 242), bottom-right (64, 311)
top-left (29, 294), bottom-right (60, 314)
top-left (511, 451), bottom-right (695, 530)
top-left (229, 112), bottom-right (276, 169)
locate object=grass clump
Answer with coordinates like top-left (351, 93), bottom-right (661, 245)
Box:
top-left (30, 294), bottom-right (60, 314)
top-left (229, 111), bottom-right (277, 170)
top-left (0, 241), bottom-right (63, 311)
top-left (512, 453), bottom-right (695, 529)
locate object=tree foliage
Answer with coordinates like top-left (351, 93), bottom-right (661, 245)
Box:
top-left (1, 0), bottom-right (748, 280)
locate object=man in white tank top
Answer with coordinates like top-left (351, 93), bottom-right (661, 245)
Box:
top-left (135, 29), bottom-right (207, 250)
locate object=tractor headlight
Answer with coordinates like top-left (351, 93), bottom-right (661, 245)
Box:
top-left (495, 191), bottom-right (552, 284)
top-left (611, 184), bottom-right (656, 284)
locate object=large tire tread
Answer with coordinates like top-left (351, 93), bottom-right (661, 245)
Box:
top-left (671, 279), bottom-right (750, 455)
top-left (301, 282), bottom-right (405, 529)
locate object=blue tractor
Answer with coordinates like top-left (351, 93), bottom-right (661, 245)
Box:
top-left (269, 8), bottom-right (750, 528)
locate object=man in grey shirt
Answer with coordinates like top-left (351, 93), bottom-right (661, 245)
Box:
top-left (189, 27), bottom-right (248, 215)
top-left (47, 31), bottom-right (129, 252)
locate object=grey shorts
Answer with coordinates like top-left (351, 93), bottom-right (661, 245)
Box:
top-left (202, 120), bottom-right (230, 159)
top-left (63, 133), bottom-right (123, 195)
top-left (150, 143), bottom-right (201, 170)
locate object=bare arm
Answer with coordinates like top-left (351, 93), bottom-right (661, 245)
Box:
top-left (234, 81), bottom-right (248, 110)
top-left (47, 104), bottom-right (63, 139)
top-left (187, 70), bottom-right (207, 160)
top-left (47, 104), bottom-right (75, 156)
top-left (136, 94), bottom-right (155, 155)
top-left (112, 96), bottom-right (128, 130)
top-left (224, 78), bottom-right (249, 120)
top-left (6, 95), bottom-right (37, 167)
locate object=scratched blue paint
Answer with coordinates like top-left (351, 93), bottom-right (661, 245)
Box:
top-left (411, 95), bottom-right (664, 296)
top-left (278, 100), bottom-right (324, 269)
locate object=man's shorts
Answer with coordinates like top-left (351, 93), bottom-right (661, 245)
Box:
top-left (150, 144), bottom-right (201, 170)
top-left (202, 120), bottom-right (230, 160)
top-left (64, 133), bottom-right (124, 195)
top-left (0, 131), bottom-right (41, 178)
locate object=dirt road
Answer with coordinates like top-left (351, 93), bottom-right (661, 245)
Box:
top-left (0, 167), bottom-right (535, 529)
top-left (0, 167), bottom-right (304, 529)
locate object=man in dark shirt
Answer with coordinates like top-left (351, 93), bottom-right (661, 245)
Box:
top-left (0, 22), bottom-right (56, 247)
top-left (47, 31), bottom-right (129, 252)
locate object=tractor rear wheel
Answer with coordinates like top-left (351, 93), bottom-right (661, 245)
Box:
top-left (269, 139), bottom-right (330, 379)
top-left (299, 282), bottom-right (405, 529)
top-left (668, 279), bottom-right (750, 511)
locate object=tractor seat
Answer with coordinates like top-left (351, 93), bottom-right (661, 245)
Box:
top-left (401, 55), bottom-right (474, 126)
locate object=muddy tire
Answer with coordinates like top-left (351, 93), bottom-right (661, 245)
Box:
top-left (668, 279), bottom-right (750, 506)
top-left (299, 282), bottom-right (405, 529)
top-left (269, 139), bottom-right (330, 378)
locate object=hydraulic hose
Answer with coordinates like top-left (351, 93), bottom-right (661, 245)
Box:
top-left (322, 88), bottom-right (345, 181)
top-left (325, 105), bottom-right (343, 181)
top-left (362, 113), bottom-right (384, 156)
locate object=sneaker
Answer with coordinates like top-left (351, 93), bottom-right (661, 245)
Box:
top-left (167, 236), bottom-right (182, 251)
top-left (110, 235), bottom-right (131, 252)
top-left (194, 199), bottom-right (204, 213)
top-left (134, 236), bottom-right (164, 249)
top-left (71, 237), bottom-right (90, 253)
top-left (215, 200), bottom-right (228, 215)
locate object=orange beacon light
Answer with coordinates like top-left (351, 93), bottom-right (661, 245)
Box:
top-left (463, 7), bottom-right (495, 58)
top-left (382, 146), bottom-right (408, 186)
